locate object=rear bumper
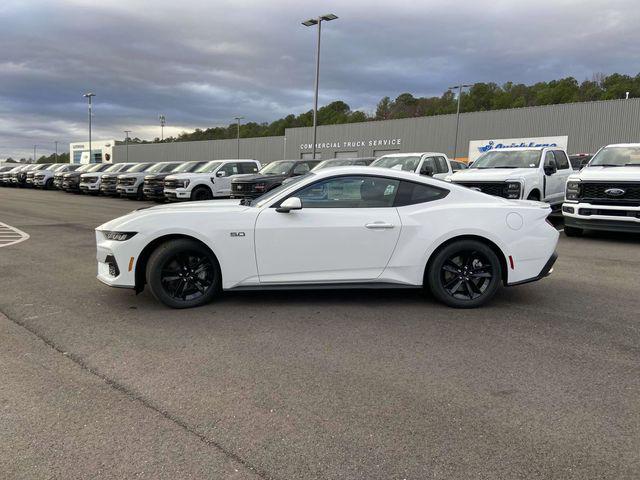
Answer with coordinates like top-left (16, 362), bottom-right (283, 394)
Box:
top-left (507, 252), bottom-right (558, 286)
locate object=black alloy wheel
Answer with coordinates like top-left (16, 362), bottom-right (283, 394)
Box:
top-left (147, 239), bottom-right (221, 308)
top-left (191, 186), bottom-right (213, 201)
top-left (427, 239), bottom-right (501, 308)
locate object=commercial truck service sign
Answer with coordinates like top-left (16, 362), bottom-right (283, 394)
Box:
top-left (468, 136), bottom-right (568, 163)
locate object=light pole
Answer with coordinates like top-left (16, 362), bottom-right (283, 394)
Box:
top-left (159, 114), bottom-right (166, 141)
top-left (448, 83), bottom-right (473, 160)
top-left (54, 141), bottom-right (58, 163)
top-left (83, 92), bottom-right (95, 163)
top-left (234, 116), bottom-right (244, 159)
top-left (302, 13), bottom-right (338, 160)
top-left (33, 144), bottom-right (37, 163)
top-left (124, 130), bottom-right (131, 163)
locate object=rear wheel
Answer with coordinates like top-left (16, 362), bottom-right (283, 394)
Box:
top-left (146, 239), bottom-right (221, 308)
top-left (563, 225), bottom-right (583, 237)
top-left (427, 239), bottom-right (502, 308)
top-left (191, 186), bottom-right (213, 201)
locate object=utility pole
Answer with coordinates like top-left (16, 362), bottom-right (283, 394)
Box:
top-left (302, 13), bottom-right (338, 160)
top-left (54, 141), bottom-right (58, 162)
top-left (33, 144), bottom-right (37, 163)
top-left (159, 114), bottom-right (166, 141)
top-left (124, 130), bottom-right (131, 163)
top-left (448, 84), bottom-right (473, 160)
top-left (234, 116), bottom-right (244, 159)
top-left (83, 92), bottom-right (95, 162)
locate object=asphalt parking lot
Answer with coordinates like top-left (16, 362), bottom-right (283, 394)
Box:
top-left (1, 188), bottom-right (639, 479)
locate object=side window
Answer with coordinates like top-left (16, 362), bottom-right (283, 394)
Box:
top-left (240, 162), bottom-right (259, 174)
top-left (292, 162), bottom-right (311, 176)
top-left (395, 181), bottom-right (449, 206)
top-left (292, 176), bottom-right (400, 208)
top-left (436, 156), bottom-right (449, 173)
top-left (219, 162), bottom-right (240, 176)
top-left (544, 151), bottom-right (556, 166)
top-left (553, 151), bottom-right (570, 169)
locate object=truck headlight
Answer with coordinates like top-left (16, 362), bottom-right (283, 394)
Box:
top-left (102, 231), bottom-right (137, 241)
top-left (503, 181), bottom-right (521, 199)
top-left (565, 181), bottom-right (580, 202)
top-left (181, 179), bottom-right (190, 188)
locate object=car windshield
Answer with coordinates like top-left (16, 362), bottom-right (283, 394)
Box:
top-left (146, 162), bottom-right (177, 173)
top-left (260, 161), bottom-right (295, 176)
top-left (105, 163), bottom-right (126, 172)
top-left (250, 173), bottom-right (314, 207)
top-left (49, 164), bottom-right (66, 171)
top-left (173, 161), bottom-right (202, 173)
top-left (371, 155), bottom-right (421, 171)
top-left (87, 164), bottom-right (108, 172)
top-left (127, 163), bottom-right (152, 173)
top-left (194, 161), bottom-right (222, 173)
top-left (34, 164), bottom-right (50, 170)
top-left (471, 150), bottom-right (541, 169)
top-left (589, 146), bottom-right (640, 166)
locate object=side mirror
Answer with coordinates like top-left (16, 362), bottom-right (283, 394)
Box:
top-left (421, 165), bottom-right (434, 176)
top-left (216, 171), bottom-right (226, 177)
top-left (580, 159), bottom-right (589, 170)
top-left (543, 159), bottom-right (557, 176)
top-left (276, 197), bottom-right (302, 213)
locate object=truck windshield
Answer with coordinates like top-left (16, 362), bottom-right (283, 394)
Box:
top-left (589, 146), bottom-right (640, 166)
top-left (105, 163), bottom-right (127, 172)
top-left (471, 150), bottom-right (541, 169)
top-left (194, 161), bottom-right (222, 173)
top-left (173, 161), bottom-right (205, 173)
top-left (127, 163), bottom-right (152, 173)
top-left (260, 161), bottom-right (295, 176)
top-left (371, 155), bottom-right (421, 171)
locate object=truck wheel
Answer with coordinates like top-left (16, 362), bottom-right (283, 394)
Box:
top-left (564, 226), bottom-right (583, 237)
top-left (146, 239), bottom-right (221, 308)
top-left (426, 239), bottom-right (502, 308)
top-left (45, 179), bottom-right (54, 190)
top-left (191, 186), bottom-right (213, 201)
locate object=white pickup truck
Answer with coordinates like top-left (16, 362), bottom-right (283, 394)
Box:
top-left (370, 152), bottom-right (454, 179)
top-left (448, 146), bottom-right (573, 209)
top-left (562, 143), bottom-right (640, 236)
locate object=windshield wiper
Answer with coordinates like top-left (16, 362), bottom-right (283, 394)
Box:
top-left (595, 164), bottom-right (624, 167)
top-left (623, 163), bottom-right (640, 167)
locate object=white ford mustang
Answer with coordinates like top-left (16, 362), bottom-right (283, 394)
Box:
top-left (96, 166), bottom-right (559, 309)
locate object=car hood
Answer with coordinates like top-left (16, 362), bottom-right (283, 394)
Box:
top-left (97, 200), bottom-right (250, 231)
top-left (64, 172), bottom-right (83, 178)
top-left (232, 174), bottom-right (286, 183)
top-left (570, 165), bottom-right (640, 182)
top-left (144, 173), bottom-right (173, 180)
top-left (450, 168), bottom-right (537, 182)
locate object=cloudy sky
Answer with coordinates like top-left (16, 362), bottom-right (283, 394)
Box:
top-left (1, 0), bottom-right (639, 159)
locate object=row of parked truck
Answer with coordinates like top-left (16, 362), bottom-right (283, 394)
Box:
top-left (2, 144), bottom-right (638, 235)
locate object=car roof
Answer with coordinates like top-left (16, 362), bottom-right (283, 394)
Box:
top-left (376, 152), bottom-right (445, 157)
top-left (602, 143), bottom-right (640, 148)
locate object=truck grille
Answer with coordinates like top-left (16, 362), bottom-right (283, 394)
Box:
top-left (145, 178), bottom-right (164, 187)
top-left (453, 181), bottom-right (507, 197)
top-left (117, 177), bottom-right (136, 186)
top-left (83, 176), bottom-right (99, 183)
top-left (164, 179), bottom-right (180, 189)
top-left (579, 182), bottom-right (640, 206)
top-left (102, 176), bottom-right (117, 186)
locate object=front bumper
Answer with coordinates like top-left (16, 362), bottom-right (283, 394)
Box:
top-left (562, 202), bottom-right (640, 233)
top-left (80, 183), bottom-right (101, 192)
top-left (117, 185), bottom-right (138, 196)
top-left (96, 233), bottom-right (139, 289)
top-left (62, 180), bottom-right (80, 191)
top-left (164, 188), bottom-right (191, 201)
top-left (100, 184), bottom-right (118, 194)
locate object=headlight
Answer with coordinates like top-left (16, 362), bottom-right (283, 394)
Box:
top-left (503, 181), bottom-right (522, 199)
top-left (181, 179), bottom-right (190, 188)
top-left (565, 180), bottom-right (581, 202)
top-left (102, 231), bottom-right (137, 241)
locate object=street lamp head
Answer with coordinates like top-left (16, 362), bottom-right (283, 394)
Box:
top-left (321, 13), bottom-right (338, 21)
top-left (302, 18), bottom-right (318, 26)
top-left (83, 92), bottom-right (95, 98)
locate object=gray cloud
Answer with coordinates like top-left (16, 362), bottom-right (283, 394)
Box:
top-left (1, 0), bottom-right (639, 159)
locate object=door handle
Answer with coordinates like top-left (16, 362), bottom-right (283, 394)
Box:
top-left (365, 222), bottom-right (395, 229)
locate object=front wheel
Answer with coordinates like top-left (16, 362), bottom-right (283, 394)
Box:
top-left (146, 239), bottom-right (221, 308)
top-left (191, 186), bottom-right (213, 201)
top-left (427, 240), bottom-right (502, 308)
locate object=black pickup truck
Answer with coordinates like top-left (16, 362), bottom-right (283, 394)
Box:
top-left (230, 160), bottom-right (320, 199)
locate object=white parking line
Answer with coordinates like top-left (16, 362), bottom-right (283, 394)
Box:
top-left (0, 222), bottom-right (29, 248)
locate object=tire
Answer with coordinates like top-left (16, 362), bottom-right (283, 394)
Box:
top-left (191, 186), bottom-right (213, 201)
top-left (146, 239), bottom-right (221, 309)
top-left (45, 179), bottom-right (53, 190)
top-left (563, 225), bottom-right (583, 237)
top-left (427, 239), bottom-right (502, 308)
top-left (527, 191), bottom-right (540, 201)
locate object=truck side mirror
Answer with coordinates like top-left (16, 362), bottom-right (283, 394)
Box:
top-left (216, 170), bottom-right (226, 177)
top-left (421, 164), bottom-right (434, 176)
top-left (543, 159), bottom-right (557, 176)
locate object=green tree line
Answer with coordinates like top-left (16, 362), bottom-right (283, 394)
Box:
top-left (137, 72), bottom-right (640, 144)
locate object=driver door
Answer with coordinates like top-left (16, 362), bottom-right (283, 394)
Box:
top-left (542, 151), bottom-right (564, 203)
top-left (254, 175), bottom-right (401, 284)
